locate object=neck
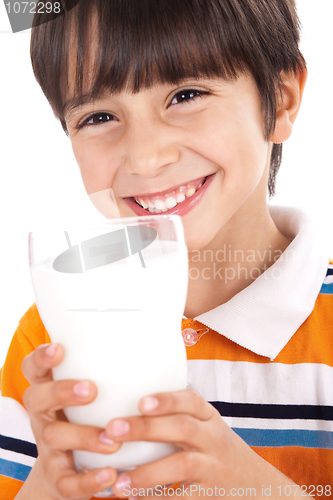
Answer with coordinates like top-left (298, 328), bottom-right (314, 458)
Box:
top-left (184, 202), bottom-right (291, 318)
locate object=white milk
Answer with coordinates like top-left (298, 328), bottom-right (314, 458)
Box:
top-left (30, 237), bottom-right (188, 471)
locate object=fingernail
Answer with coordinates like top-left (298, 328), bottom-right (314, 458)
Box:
top-left (73, 381), bottom-right (90, 397)
top-left (115, 474), bottom-right (131, 491)
top-left (96, 469), bottom-right (113, 484)
top-left (99, 431), bottom-right (114, 446)
top-left (45, 344), bottom-right (58, 357)
top-left (111, 419), bottom-right (130, 436)
top-left (142, 396), bottom-right (159, 412)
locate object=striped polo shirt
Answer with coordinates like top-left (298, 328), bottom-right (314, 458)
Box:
top-left (183, 206), bottom-right (333, 495)
top-left (0, 205), bottom-right (332, 498)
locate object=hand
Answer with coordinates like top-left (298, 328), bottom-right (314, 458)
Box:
top-left (20, 344), bottom-right (120, 500)
top-left (104, 390), bottom-right (307, 499)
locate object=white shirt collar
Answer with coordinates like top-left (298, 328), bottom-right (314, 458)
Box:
top-left (183, 206), bottom-right (329, 360)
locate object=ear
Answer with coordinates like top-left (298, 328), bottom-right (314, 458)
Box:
top-left (270, 66), bottom-right (308, 144)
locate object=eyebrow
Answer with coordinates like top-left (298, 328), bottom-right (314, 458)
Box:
top-left (63, 93), bottom-right (112, 119)
top-left (62, 77), bottom-right (204, 115)
top-left (62, 77), bottom-right (224, 119)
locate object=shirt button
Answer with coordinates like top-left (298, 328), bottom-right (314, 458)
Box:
top-left (182, 328), bottom-right (198, 346)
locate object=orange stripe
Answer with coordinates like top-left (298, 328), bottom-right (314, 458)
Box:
top-left (1, 304), bottom-right (50, 407)
top-left (18, 303), bottom-right (51, 346)
top-left (0, 475), bottom-right (24, 498)
top-left (184, 294), bottom-right (333, 364)
top-left (253, 446), bottom-right (333, 497)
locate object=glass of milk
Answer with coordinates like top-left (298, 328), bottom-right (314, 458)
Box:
top-left (29, 214), bottom-right (188, 496)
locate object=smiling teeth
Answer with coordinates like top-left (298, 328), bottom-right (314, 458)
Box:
top-left (135, 179), bottom-right (205, 213)
top-left (165, 197), bottom-right (178, 209)
top-left (186, 187), bottom-right (196, 197)
top-left (176, 193), bottom-right (186, 203)
top-left (139, 200), bottom-right (149, 209)
top-left (155, 200), bottom-right (167, 210)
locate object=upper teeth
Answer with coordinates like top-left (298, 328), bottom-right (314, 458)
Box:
top-left (186, 188), bottom-right (196, 197)
top-left (135, 181), bottom-right (203, 213)
top-left (176, 193), bottom-right (186, 203)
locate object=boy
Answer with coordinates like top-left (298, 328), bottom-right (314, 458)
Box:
top-left (1, 0), bottom-right (332, 498)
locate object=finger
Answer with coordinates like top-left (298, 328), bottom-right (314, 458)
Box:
top-left (138, 389), bottom-right (216, 421)
top-left (23, 379), bottom-right (97, 415)
top-left (113, 451), bottom-right (202, 497)
top-left (55, 467), bottom-right (118, 499)
top-left (21, 343), bottom-right (64, 385)
top-left (106, 413), bottom-right (207, 450)
top-left (42, 420), bottom-right (122, 454)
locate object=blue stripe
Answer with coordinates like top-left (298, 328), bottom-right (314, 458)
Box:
top-left (233, 428), bottom-right (333, 449)
top-left (0, 458), bottom-right (31, 481)
top-left (319, 282), bottom-right (333, 295)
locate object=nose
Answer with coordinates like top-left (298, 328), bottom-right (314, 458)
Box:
top-left (123, 117), bottom-right (180, 177)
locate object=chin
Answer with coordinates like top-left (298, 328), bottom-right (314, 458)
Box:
top-left (183, 230), bottom-right (213, 253)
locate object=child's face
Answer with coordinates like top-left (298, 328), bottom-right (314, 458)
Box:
top-left (65, 73), bottom-right (271, 251)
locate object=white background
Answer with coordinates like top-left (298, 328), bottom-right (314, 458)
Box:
top-left (0, 1), bottom-right (332, 367)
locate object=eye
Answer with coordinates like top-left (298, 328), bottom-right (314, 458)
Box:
top-left (169, 89), bottom-right (210, 107)
top-left (77, 112), bottom-right (118, 130)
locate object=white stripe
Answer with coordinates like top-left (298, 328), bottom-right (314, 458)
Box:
top-left (222, 416), bottom-right (333, 432)
top-left (187, 359), bottom-right (333, 406)
top-left (0, 395), bottom-right (35, 443)
top-left (0, 447), bottom-right (36, 468)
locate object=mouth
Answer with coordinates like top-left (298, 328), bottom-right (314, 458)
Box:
top-left (123, 173), bottom-right (216, 217)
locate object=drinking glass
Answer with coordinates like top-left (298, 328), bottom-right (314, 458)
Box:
top-left (29, 214), bottom-right (188, 496)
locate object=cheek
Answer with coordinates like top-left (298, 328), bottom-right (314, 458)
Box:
top-left (219, 140), bottom-right (269, 208)
top-left (71, 139), bottom-right (119, 195)
top-left (186, 113), bottom-right (268, 185)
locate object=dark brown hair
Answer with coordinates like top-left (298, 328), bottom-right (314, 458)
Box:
top-left (30, 0), bottom-right (306, 196)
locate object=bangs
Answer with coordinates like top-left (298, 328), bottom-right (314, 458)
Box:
top-left (84, 0), bottom-right (245, 94)
top-left (32, 0), bottom-right (250, 128)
